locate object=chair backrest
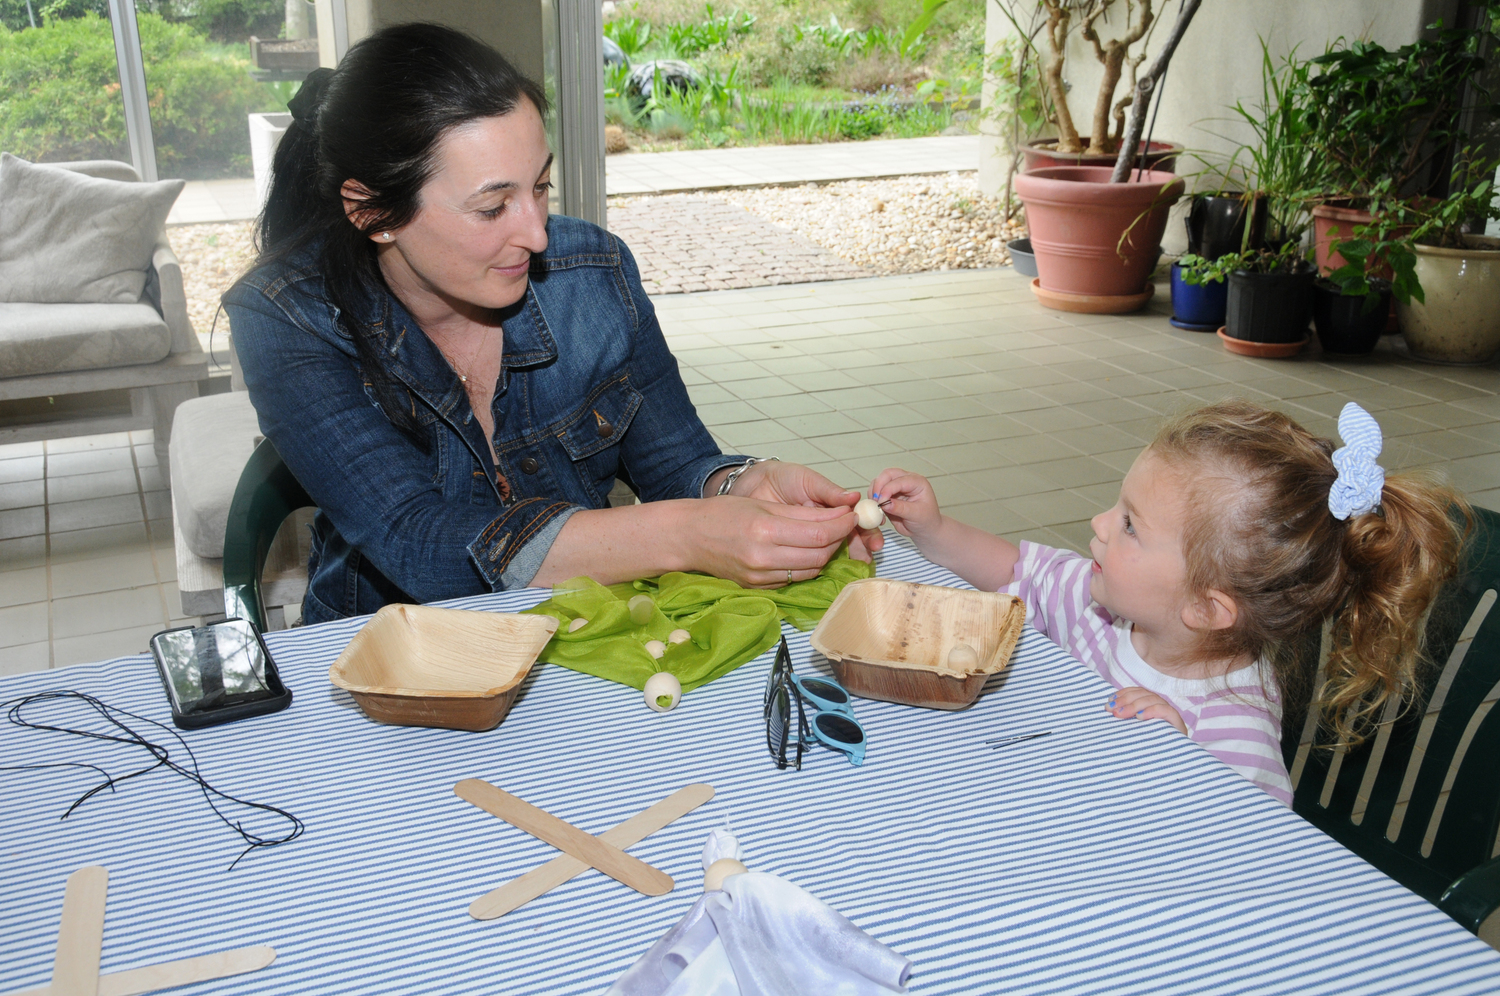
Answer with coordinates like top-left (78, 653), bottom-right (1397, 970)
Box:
top-left (1290, 506), bottom-right (1500, 905)
top-left (223, 438), bottom-right (313, 632)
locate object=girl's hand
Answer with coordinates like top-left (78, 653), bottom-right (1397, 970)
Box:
top-left (868, 469), bottom-right (943, 546)
top-left (1107, 687), bottom-right (1188, 735)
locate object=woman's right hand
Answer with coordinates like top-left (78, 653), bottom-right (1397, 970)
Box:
top-left (687, 496), bottom-right (858, 588)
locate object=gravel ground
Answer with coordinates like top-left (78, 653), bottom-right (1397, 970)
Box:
top-left (719, 171), bottom-right (1024, 275)
top-left (169, 171), bottom-right (1023, 328)
top-left (170, 221), bottom-right (257, 350)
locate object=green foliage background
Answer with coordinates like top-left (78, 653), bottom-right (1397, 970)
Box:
top-left (0, 11), bottom-right (287, 177)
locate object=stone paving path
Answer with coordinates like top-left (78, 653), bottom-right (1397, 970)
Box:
top-left (604, 134), bottom-right (979, 195)
top-left (606, 194), bottom-right (868, 294)
top-left (166, 135), bottom-right (980, 225)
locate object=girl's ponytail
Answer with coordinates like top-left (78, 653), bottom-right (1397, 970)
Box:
top-left (1323, 475), bottom-right (1470, 743)
top-left (1152, 399), bottom-right (1471, 747)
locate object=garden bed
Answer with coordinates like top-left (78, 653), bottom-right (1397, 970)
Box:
top-left (604, 0), bottom-right (984, 150)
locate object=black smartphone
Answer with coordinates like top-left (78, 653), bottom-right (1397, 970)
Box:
top-left (149, 619), bottom-right (293, 729)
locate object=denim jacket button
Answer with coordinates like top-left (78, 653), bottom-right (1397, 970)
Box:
top-left (596, 420), bottom-right (614, 438)
top-left (520, 457), bottom-right (540, 474)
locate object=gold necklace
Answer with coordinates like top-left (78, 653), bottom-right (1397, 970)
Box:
top-left (450, 326), bottom-right (494, 385)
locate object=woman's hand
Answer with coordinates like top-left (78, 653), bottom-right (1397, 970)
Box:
top-left (726, 460), bottom-right (875, 561)
top-left (1107, 687), bottom-right (1188, 735)
top-left (688, 496), bottom-right (859, 588)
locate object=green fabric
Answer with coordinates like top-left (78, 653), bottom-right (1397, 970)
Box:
top-left (524, 551), bottom-right (874, 692)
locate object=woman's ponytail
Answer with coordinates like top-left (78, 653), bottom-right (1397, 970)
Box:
top-left (1321, 475), bottom-right (1470, 743)
top-left (260, 68), bottom-right (336, 253)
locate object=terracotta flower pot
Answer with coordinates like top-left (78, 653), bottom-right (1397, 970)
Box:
top-left (1311, 203), bottom-right (1373, 277)
top-left (1018, 138), bottom-right (1181, 174)
top-left (1013, 166), bottom-right (1185, 310)
top-left (1396, 237), bottom-right (1500, 365)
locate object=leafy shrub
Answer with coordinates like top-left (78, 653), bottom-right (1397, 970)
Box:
top-left (0, 12), bottom-right (285, 177)
top-left (3, 0), bottom-right (284, 40)
top-left (604, 16), bottom-right (653, 58)
top-left (838, 104), bottom-right (887, 139)
top-left (663, 4), bottom-right (755, 56)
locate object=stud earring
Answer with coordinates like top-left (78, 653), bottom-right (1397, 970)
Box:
top-left (378, 232), bottom-right (394, 242)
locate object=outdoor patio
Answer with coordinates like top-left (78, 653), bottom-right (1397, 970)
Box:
top-left (3, 265), bottom-right (1497, 674)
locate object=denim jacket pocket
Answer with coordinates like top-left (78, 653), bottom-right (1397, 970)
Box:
top-left (551, 374), bottom-right (643, 506)
top-left (554, 374), bottom-right (643, 461)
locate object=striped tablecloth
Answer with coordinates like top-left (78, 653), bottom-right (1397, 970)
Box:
top-left (3, 535), bottom-right (1498, 995)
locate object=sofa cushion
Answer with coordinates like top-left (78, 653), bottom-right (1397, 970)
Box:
top-left (0, 302), bottom-right (172, 378)
top-left (0, 154), bottom-right (184, 304)
top-left (170, 392), bottom-right (263, 559)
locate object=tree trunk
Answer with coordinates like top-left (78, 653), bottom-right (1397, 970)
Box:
top-left (1086, 46), bottom-right (1126, 156)
top-left (1110, 0), bottom-right (1202, 182)
top-left (1042, 2), bottom-right (1082, 154)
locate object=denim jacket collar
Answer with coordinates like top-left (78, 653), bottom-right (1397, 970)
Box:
top-left (365, 270), bottom-right (559, 493)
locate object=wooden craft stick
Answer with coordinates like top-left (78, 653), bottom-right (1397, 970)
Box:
top-left (455, 779), bottom-right (675, 897)
top-left (469, 783), bottom-right (715, 920)
top-left (97, 945), bottom-right (277, 996)
top-left (51, 865), bottom-right (108, 996)
top-left (4, 946), bottom-right (277, 996)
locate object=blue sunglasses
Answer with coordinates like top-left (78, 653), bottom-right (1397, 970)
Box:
top-left (764, 637), bottom-right (866, 768)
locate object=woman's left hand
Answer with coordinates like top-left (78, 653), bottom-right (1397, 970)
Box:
top-left (730, 461), bottom-right (878, 560)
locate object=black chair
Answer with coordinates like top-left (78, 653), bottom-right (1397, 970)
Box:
top-left (222, 439), bottom-right (313, 632)
top-left (1288, 506), bottom-right (1500, 934)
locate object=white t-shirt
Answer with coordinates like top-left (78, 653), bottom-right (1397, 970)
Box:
top-left (1004, 541), bottom-right (1293, 805)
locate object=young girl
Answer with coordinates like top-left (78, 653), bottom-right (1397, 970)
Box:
top-left (867, 400), bottom-right (1469, 804)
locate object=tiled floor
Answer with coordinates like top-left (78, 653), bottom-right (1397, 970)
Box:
top-left (2, 266), bottom-right (1499, 674)
top-left (0, 431), bottom-right (191, 674)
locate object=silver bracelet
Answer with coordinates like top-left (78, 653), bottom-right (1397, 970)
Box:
top-left (716, 456), bottom-right (777, 496)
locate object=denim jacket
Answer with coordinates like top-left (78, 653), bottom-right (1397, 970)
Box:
top-left (225, 216), bottom-right (744, 625)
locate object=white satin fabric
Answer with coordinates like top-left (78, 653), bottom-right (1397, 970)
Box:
top-left (605, 871), bottom-right (912, 996)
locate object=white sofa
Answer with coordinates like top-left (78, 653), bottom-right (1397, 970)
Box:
top-left (0, 159), bottom-right (207, 464)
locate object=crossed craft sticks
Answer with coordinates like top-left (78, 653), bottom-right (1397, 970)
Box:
top-left (10, 780), bottom-right (707, 994)
top-left (455, 779), bottom-right (716, 920)
top-left (4, 866), bottom-right (273, 996)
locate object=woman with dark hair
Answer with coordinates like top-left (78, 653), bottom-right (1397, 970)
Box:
top-left (226, 22), bottom-right (865, 625)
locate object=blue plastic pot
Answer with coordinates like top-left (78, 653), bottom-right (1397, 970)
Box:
top-left (1169, 262), bottom-right (1228, 331)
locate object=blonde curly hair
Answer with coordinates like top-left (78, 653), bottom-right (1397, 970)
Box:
top-left (1150, 400), bottom-right (1470, 745)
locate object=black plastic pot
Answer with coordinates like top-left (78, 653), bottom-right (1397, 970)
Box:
top-left (1225, 263), bottom-right (1315, 343)
top-left (1006, 237), bottom-right (1038, 278)
top-left (1313, 278), bottom-right (1391, 355)
top-left (1187, 193), bottom-right (1268, 260)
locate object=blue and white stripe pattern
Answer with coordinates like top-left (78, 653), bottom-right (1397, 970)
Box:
top-left (1329, 401), bottom-right (1386, 520)
top-left (2, 534), bottom-right (1497, 994)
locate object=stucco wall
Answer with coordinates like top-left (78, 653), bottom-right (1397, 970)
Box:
top-left (316, 0), bottom-right (545, 85)
top-left (979, 0), bottom-right (1462, 203)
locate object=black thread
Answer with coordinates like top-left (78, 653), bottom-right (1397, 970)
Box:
top-left (0, 691), bottom-right (304, 870)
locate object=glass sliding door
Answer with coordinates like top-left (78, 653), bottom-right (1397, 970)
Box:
top-left (0, 5), bottom-right (132, 168)
top-left (129, 0), bottom-right (300, 182)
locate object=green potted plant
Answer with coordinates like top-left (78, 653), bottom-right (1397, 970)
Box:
top-left (1011, 0), bottom-right (1202, 313)
top-left (1329, 155), bottom-right (1500, 364)
top-left (1179, 241), bottom-right (1314, 357)
top-left (1303, 12), bottom-right (1498, 276)
top-left (1172, 43), bottom-right (1318, 333)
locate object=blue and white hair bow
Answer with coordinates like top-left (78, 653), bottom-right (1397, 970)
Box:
top-left (1328, 402), bottom-right (1385, 520)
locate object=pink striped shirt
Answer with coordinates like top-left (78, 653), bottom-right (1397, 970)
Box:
top-left (1004, 542), bottom-right (1292, 805)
